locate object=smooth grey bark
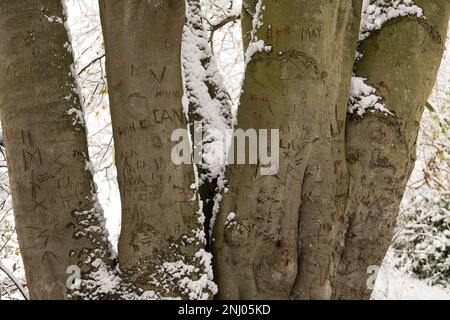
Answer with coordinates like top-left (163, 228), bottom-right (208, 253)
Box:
top-left (333, 0), bottom-right (450, 299)
top-left (212, 0), bottom-right (362, 299)
top-left (0, 0), bottom-right (110, 299)
top-left (99, 0), bottom-right (210, 296)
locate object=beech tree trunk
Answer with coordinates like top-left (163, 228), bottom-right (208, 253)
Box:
top-left (212, 0), bottom-right (362, 299)
top-left (333, 0), bottom-right (450, 299)
top-left (99, 0), bottom-right (211, 296)
top-left (0, 0), bottom-right (110, 299)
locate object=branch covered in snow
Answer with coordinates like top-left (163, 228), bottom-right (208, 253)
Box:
top-left (183, 0), bottom-right (234, 241)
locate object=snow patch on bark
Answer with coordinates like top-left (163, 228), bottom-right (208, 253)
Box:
top-left (67, 107), bottom-right (85, 126)
top-left (225, 212), bottom-right (236, 228)
top-left (348, 77), bottom-right (393, 117)
top-left (61, 1), bottom-right (86, 128)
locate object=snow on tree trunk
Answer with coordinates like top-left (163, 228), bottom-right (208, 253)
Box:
top-left (2, 0), bottom-right (448, 301)
top-left (333, 0), bottom-right (450, 300)
top-left (0, 0), bottom-right (111, 299)
top-left (212, 0), bottom-right (362, 299)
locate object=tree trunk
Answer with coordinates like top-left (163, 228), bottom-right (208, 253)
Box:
top-left (0, 0), bottom-right (111, 299)
top-left (333, 0), bottom-right (450, 299)
top-left (99, 0), bottom-right (215, 298)
top-left (212, 0), bottom-right (362, 299)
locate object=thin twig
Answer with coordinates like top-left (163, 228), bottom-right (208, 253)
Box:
top-left (78, 54), bottom-right (105, 76)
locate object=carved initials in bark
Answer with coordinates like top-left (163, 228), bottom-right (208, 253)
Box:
top-left (213, 0), bottom-right (362, 300)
